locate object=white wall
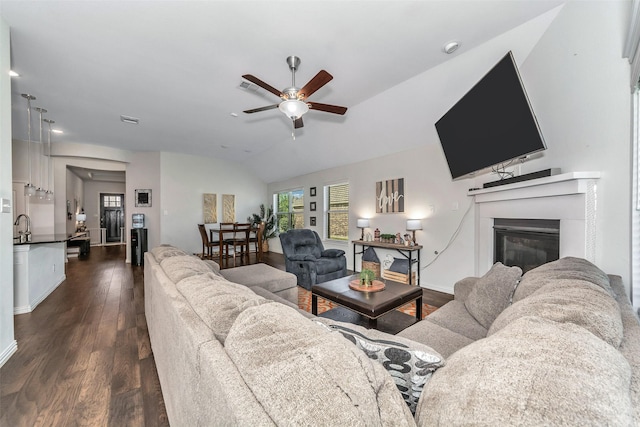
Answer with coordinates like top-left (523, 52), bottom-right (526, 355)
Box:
top-left (0, 17), bottom-right (17, 367)
top-left (126, 151), bottom-right (161, 262)
top-left (65, 168), bottom-right (84, 235)
top-left (270, 1), bottom-right (633, 296)
top-left (159, 152), bottom-right (268, 255)
top-left (268, 143), bottom-right (476, 293)
top-left (514, 1), bottom-right (631, 289)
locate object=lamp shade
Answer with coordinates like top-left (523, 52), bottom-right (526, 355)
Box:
top-left (278, 99), bottom-right (309, 119)
top-left (406, 219), bottom-right (422, 231)
top-left (76, 213), bottom-right (87, 222)
top-left (357, 218), bottom-right (370, 228)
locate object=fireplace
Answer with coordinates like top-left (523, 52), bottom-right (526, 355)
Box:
top-left (471, 171), bottom-right (600, 276)
top-left (494, 218), bottom-right (559, 273)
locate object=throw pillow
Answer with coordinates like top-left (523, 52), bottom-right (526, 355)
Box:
top-left (313, 319), bottom-right (444, 414)
top-left (388, 258), bottom-right (413, 274)
top-left (464, 262), bottom-right (523, 329)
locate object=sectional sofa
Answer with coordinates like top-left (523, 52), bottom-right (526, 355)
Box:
top-left (144, 245), bottom-right (640, 426)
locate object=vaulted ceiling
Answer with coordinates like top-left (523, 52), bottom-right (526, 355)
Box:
top-left (2, 1), bottom-right (564, 183)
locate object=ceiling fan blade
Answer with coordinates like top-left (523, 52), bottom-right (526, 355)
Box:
top-left (242, 74), bottom-right (283, 98)
top-left (294, 117), bottom-right (304, 129)
top-left (308, 102), bottom-right (347, 115)
top-left (298, 70), bottom-right (333, 99)
top-left (243, 104), bottom-right (279, 114)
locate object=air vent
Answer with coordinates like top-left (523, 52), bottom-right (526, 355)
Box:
top-left (120, 115), bottom-right (140, 125)
top-left (239, 81), bottom-right (260, 92)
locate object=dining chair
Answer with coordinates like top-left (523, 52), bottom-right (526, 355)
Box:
top-left (198, 224), bottom-right (220, 260)
top-left (223, 222), bottom-right (251, 267)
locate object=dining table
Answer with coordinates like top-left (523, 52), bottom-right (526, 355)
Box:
top-left (209, 224), bottom-right (255, 268)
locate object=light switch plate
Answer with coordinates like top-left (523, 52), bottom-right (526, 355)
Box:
top-left (1, 198), bottom-right (10, 213)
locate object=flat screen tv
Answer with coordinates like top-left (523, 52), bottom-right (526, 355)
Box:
top-left (435, 52), bottom-right (546, 180)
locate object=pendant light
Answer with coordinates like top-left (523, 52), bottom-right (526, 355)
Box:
top-left (44, 118), bottom-right (55, 201)
top-left (34, 107), bottom-right (47, 199)
top-left (21, 94), bottom-right (36, 197)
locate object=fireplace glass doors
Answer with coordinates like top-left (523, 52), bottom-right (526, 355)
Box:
top-left (494, 219), bottom-right (560, 273)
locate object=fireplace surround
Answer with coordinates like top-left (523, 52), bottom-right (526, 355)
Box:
top-left (471, 171), bottom-right (600, 275)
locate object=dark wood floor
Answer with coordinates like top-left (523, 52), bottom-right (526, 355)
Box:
top-left (0, 245), bottom-right (168, 427)
top-left (0, 246), bottom-right (452, 426)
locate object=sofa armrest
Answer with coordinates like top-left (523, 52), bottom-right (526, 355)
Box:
top-left (453, 277), bottom-right (479, 302)
top-left (321, 249), bottom-right (345, 258)
top-left (287, 254), bottom-right (317, 262)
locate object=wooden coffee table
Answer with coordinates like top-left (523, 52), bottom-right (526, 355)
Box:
top-left (311, 274), bottom-right (423, 335)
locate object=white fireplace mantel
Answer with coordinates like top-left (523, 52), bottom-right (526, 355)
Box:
top-left (471, 172), bottom-right (601, 275)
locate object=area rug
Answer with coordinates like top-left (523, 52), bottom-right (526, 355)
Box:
top-left (297, 288), bottom-right (438, 320)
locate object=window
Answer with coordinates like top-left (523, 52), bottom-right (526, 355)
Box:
top-left (103, 195), bottom-right (122, 207)
top-left (275, 189), bottom-right (304, 233)
top-left (326, 183), bottom-right (349, 240)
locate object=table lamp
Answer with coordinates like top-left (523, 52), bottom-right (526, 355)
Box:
top-left (357, 218), bottom-right (370, 240)
top-left (406, 219), bottom-right (422, 245)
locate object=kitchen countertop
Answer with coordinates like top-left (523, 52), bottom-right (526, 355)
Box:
top-left (13, 232), bottom-right (88, 246)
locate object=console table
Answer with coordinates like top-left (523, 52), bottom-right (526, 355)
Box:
top-left (352, 240), bottom-right (423, 286)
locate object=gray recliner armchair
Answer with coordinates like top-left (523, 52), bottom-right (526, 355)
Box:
top-left (279, 229), bottom-right (347, 290)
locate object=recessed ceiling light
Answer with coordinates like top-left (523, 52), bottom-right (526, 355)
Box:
top-left (9, 70), bottom-right (19, 77)
top-left (443, 41), bottom-right (460, 54)
top-left (52, 129), bottom-right (63, 134)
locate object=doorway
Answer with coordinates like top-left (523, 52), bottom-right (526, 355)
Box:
top-left (100, 193), bottom-right (124, 243)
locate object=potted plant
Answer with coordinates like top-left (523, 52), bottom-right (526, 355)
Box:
top-left (360, 268), bottom-right (376, 287)
top-left (247, 204), bottom-right (277, 252)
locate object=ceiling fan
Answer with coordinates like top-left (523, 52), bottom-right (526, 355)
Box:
top-left (242, 56), bottom-right (347, 130)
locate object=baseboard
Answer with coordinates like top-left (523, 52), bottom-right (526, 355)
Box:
top-left (420, 281), bottom-right (454, 295)
top-left (14, 274), bottom-right (66, 314)
top-left (0, 340), bottom-right (17, 368)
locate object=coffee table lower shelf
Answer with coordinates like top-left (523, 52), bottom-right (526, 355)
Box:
top-left (318, 306), bottom-right (419, 335)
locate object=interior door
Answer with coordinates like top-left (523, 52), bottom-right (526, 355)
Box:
top-left (100, 193), bottom-right (124, 243)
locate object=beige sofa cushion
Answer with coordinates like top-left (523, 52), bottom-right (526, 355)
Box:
top-left (176, 272), bottom-right (270, 343)
top-left (416, 316), bottom-right (633, 426)
top-left (513, 256), bottom-right (612, 302)
top-left (160, 255), bottom-right (214, 283)
top-left (151, 245), bottom-right (188, 262)
top-left (425, 300), bottom-right (488, 341)
top-left (464, 262), bottom-right (522, 329)
top-left (225, 303), bottom-right (416, 426)
top-left (489, 279), bottom-right (624, 348)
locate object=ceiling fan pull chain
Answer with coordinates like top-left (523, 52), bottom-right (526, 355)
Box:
top-left (291, 119), bottom-right (296, 140)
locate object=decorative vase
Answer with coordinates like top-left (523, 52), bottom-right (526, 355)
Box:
top-left (262, 240), bottom-right (269, 253)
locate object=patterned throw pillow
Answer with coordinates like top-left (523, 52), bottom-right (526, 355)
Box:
top-left (314, 320), bottom-right (444, 414)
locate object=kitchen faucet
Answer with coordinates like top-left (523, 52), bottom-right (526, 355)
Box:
top-left (14, 214), bottom-right (31, 239)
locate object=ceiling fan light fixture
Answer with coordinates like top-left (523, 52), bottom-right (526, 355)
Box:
top-left (278, 99), bottom-right (308, 119)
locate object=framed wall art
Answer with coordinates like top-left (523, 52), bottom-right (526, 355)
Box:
top-left (203, 193), bottom-right (217, 224)
top-left (310, 187), bottom-right (317, 197)
top-left (222, 194), bottom-right (235, 222)
top-left (310, 216), bottom-right (316, 226)
top-left (135, 189), bottom-right (152, 207)
top-left (310, 201), bottom-right (316, 211)
top-left (376, 178), bottom-right (404, 213)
